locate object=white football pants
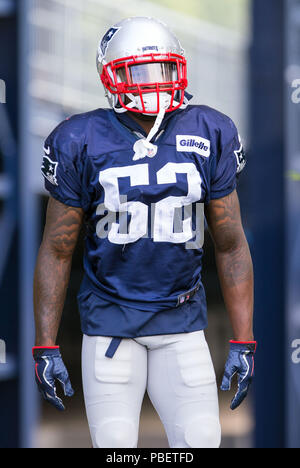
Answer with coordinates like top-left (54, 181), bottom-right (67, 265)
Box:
top-left (82, 331), bottom-right (221, 448)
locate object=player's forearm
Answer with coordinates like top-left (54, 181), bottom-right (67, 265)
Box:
top-left (33, 243), bottom-right (72, 346)
top-left (215, 238), bottom-right (254, 341)
top-left (205, 192), bottom-right (254, 341)
top-left (33, 198), bottom-right (83, 346)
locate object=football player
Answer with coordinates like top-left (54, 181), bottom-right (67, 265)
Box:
top-left (33, 17), bottom-right (256, 448)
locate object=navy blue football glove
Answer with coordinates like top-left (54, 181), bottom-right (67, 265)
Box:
top-left (221, 341), bottom-right (257, 410)
top-left (33, 346), bottom-right (74, 411)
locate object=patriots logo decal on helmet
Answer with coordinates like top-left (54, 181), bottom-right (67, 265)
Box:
top-left (41, 155), bottom-right (58, 186)
top-left (98, 27), bottom-right (121, 61)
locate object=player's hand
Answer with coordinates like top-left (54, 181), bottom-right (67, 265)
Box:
top-left (33, 346), bottom-right (74, 411)
top-left (220, 341), bottom-right (257, 410)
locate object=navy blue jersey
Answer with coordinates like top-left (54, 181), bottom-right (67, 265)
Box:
top-left (42, 105), bottom-right (245, 337)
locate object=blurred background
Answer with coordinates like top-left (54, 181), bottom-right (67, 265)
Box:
top-left (0, 0), bottom-right (299, 448)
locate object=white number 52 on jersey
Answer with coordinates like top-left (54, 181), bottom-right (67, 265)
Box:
top-left (97, 162), bottom-right (204, 246)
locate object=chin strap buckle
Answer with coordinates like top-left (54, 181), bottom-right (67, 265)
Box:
top-left (133, 139), bottom-right (157, 160)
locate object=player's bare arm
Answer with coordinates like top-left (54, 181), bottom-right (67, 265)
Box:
top-left (205, 190), bottom-right (256, 410)
top-left (34, 197), bottom-right (84, 346)
top-left (33, 197), bottom-right (83, 410)
top-left (205, 190), bottom-right (254, 341)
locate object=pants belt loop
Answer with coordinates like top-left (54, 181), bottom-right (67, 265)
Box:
top-left (105, 337), bottom-right (122, 358)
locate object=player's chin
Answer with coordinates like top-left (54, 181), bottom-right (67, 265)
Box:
top-left (128, 111), bottom-right (157, 121)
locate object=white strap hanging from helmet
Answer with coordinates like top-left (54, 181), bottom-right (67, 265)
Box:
top-left (128, 90), bottom-right (188, 160)
top-left (131, 93), bottom-right (189, 161)
top-left (133, 106), bottom-right (166, 161)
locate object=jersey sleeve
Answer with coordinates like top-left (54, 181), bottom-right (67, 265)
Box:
top-left (42, 120), bottom-right (84, 207)
top-left (210, 118), bottom-right (246, 200)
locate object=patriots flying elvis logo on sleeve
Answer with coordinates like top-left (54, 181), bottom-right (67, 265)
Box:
top-left (234, 136), bottom-right (246, 174)
top-left (41, 151), bottom-right (58, 186)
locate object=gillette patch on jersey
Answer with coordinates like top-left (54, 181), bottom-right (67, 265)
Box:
top-left (176, 135), bottom-right (211, 157)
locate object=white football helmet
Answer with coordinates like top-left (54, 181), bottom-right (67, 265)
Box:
top-left (97, 17), bottom-right (188, 115)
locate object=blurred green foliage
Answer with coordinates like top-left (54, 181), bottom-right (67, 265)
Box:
top-left (149, 0), bottom-right (250, 31)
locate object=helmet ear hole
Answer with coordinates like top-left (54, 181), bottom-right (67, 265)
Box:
top-left (97, 17), bottom-right (188, 114)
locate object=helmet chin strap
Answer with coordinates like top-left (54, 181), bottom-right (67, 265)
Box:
top-left (132, 106), bottom-right (166, 161)
top-left (127, 91), bottom-right (168, 161)
top-left (112, 92), bottom-right (189, 114)
top-left (112, 91), bottom-right (189, 161)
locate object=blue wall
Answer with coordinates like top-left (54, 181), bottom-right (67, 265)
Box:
top-left (250, 0), bottom-right (286, 448)
top-left (0, 8), bottom-right (20, 448)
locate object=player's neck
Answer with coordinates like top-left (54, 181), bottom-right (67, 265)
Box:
top-left (127, 111), bottom-right (157, 136)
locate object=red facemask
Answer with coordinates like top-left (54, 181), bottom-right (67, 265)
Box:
top-left (101, 52), bottom-right (188, 114)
